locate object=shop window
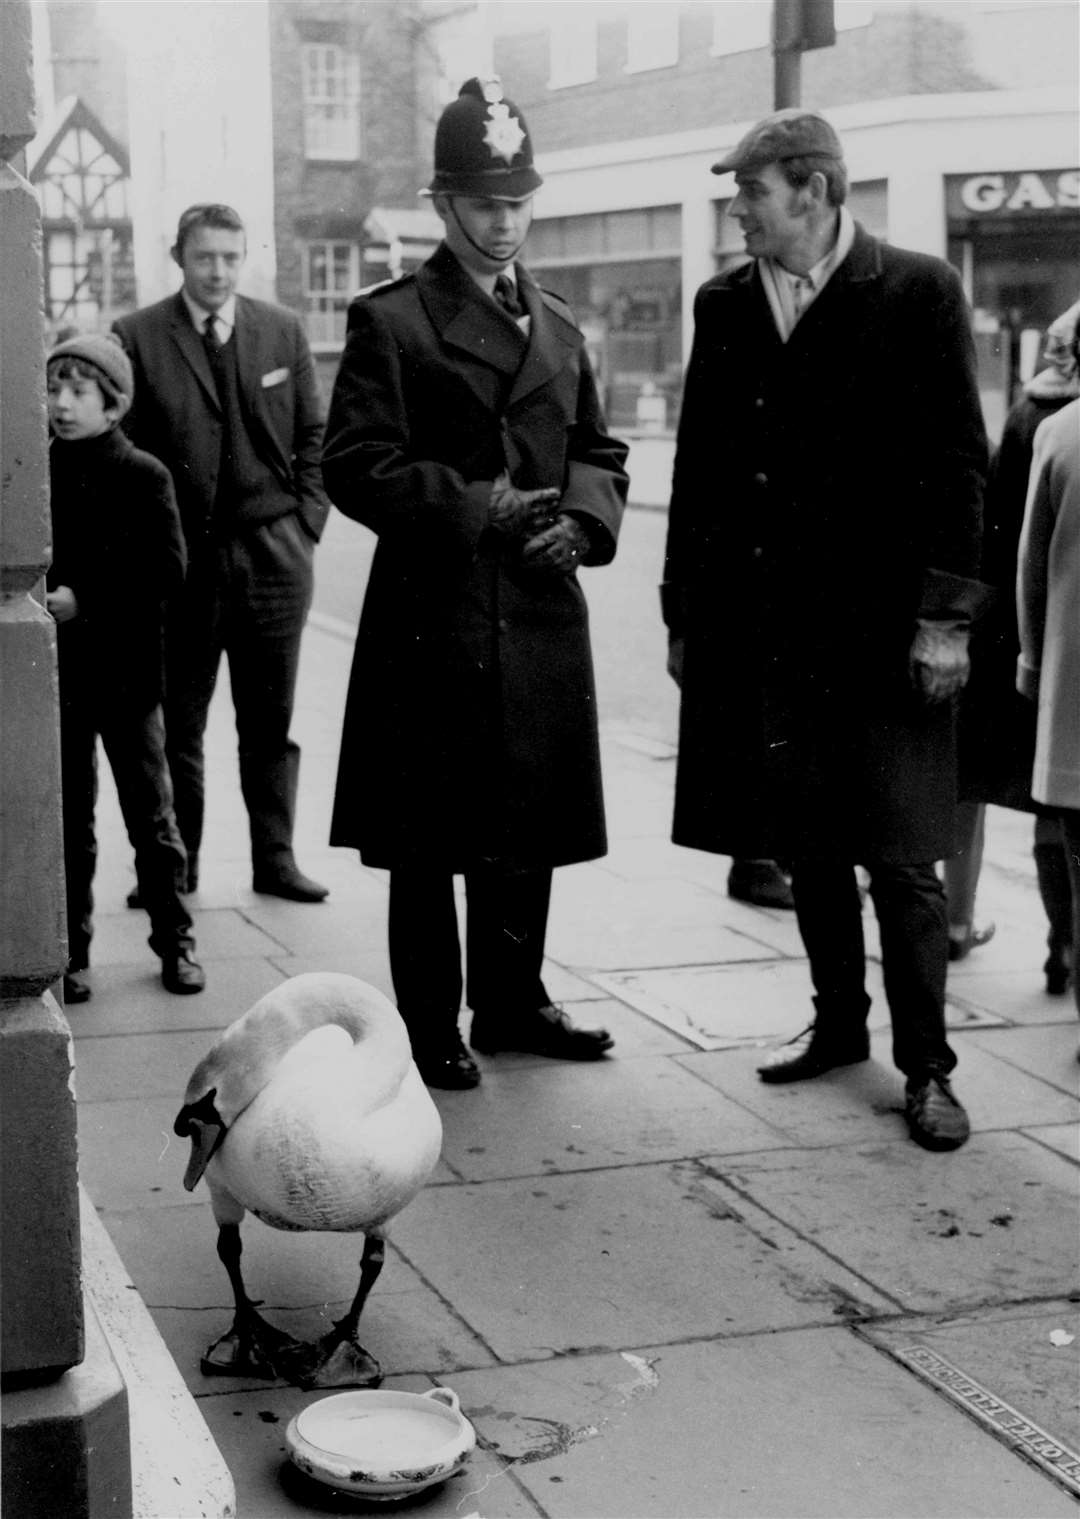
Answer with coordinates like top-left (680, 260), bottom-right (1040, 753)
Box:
top-left (529, 208), bottom-right (683, 433)
top-left (302, 43), bottom-right (362, 160)
top-left (303, 240), bottom-right (362, 346)
top-left (549, 15), bottom-right (598, 87)
top-left (625, 5), bottom-right (679, 72)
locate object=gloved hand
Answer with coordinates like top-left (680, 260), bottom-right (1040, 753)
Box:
top-left (909, 619), bottom-right (971, 703)
top-left (489, 471), bottom-right (561, 538)
top-left (520, 513), bottom-right (591, 573)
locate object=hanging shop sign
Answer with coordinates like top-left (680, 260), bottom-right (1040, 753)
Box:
top-left (947, 169), bottom-right (1080, 219)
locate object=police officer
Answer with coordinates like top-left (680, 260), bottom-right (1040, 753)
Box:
top-left (322, 78), bottom-right (628, 1089)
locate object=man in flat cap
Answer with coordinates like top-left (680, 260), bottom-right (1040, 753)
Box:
top-left (662, 109), bottom-right (989, 1149)
top-left (322, 78), bottom-right (628, 1089)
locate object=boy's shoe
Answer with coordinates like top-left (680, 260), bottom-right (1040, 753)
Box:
top-left (905, 1074), bottom-right (970, 1150)
top-left (63, 970), bottom-right (92, 1005)
top-left (161, 948), bottom-right (206, 995)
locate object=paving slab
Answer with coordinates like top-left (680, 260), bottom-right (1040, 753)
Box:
top-left (862, 1300), bottom-right (1080, 1471)
top-left (66, 955), bottom-right (286, 1037)
top-left (683, 1026), bottom-right (1078, 1147)
top-left (196, 1376), bottom-right (540, 1519)
top-left (706, 1132), bottom-right (1080, 1315)
top-left (436, 1331), bottom-right (1078, 1518)
top-left (546, 870), bottom-right (785, 972)
top-left (389, 1161), bottom-right (894, 1363)
top-left (594, 960), bottom-right (890, 1052)
top-left (946, 968), bottom-right (1079, 1026)
top-left (431, 1051), bottom-right (790, 1182)
top-left (1022, 1123), bottom-right (1080, 1163)
top-left (967, 1021), bottom-right (1080, 1091)
top-left (87, 903), bottom-right (288, 965)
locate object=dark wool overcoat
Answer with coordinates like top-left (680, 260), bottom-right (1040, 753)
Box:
top-left (662, 224), bottom-right (989, 864)
top-left (322, 244), bottom-right (628, 869)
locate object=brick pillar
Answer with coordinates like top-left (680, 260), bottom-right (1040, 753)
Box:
top-left (0, 4), bottom-right (131, 1514)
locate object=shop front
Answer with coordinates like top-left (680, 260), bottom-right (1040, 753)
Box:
top-left (947, 167), bottom-right (1080, 439)
top-left (528, 205), bottom-right (682, 435)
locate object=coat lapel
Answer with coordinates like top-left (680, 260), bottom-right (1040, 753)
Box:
top-left (417, 244), bottom-right (526, 391)
top-left (165, 292), bottom-right (221, 413)
top-left (507, 269), bottom-right (582, 408)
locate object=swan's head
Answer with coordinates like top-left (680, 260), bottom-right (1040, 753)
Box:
top-left (173, 972), bottom-right (409, 1192)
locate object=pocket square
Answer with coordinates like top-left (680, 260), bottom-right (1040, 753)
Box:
top-left (261, 367), bottom-right (289, 388)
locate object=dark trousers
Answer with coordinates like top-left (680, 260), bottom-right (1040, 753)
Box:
top-left (1054, 810), bottom-right (1080, 1016)
top-left (790, 857), bottom-right (955, 1079)
top-left (388, 861), bottom-right (553, 1042)
top-left (61, 700), bottom-right (191, 970)
top-left (165, 514), bottom-right (313, 870)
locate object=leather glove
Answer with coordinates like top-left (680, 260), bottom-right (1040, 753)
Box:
top-left (489, 471), bottom-right (561, 538)
top-left (520, 513), bottom-right (591, 573)
top-left (909, 619), bottom-right (971, 703)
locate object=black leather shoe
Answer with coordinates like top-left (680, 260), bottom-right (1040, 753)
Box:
top-left (161, 948), bottom-right (206, 995)
top-left (470, 1004), bottom-right (614, 1060)
top-left (63, 970), bottom-right (92, 1004)
top-left (947, 922), bottom-right (995, 962)
top-left (727, 859), bottom-right (795, 910)
top-left (1045, 951), bottom-right (1072, 996)
top-left (252, 863), bottom-right (329, 902)
top-left (905, 1074), bottom-right (970, 1151)
top-left (757, 1024), bottom-right (870, 1083)
top-left (414, 1035), bottom-right (481, 1090)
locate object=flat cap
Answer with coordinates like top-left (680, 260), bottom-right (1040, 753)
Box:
top-left (712, 108), bottom-right (843, 176)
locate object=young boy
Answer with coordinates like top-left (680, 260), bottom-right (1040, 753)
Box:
top-left (46, 332), bottom-right (206, 1003)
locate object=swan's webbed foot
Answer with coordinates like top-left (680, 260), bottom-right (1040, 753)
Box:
top-left (200, 1307), bottom-right (309, 1380)
top-left (293, 1321), bottom-right (382, 1389)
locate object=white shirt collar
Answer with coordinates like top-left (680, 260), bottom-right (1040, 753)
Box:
top-left (181, 288), bottom-right (237, 338)
top-left (760, 206), bottom-right (855, 342)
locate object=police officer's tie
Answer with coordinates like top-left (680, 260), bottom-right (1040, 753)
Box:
top-left (494, 274), bottom-right (523, 320)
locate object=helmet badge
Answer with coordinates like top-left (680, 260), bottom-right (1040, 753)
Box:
top-left (478, 79), bottom-right (526, 165)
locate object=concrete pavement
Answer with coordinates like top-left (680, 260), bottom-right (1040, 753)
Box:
top-left (70, 559), bottom-right (1079, 1518)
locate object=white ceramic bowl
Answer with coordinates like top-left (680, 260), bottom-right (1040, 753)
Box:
top-left (284, 1386), bottom-right (476, 1502)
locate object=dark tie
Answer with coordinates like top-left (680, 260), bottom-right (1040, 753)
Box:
top-left (202, 313), bottom-right (223, 359)
top-left (494, 274), bottom-right (523, 320)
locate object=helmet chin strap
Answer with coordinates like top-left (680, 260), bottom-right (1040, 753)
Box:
top-left (447, 198), bottom-right (526, 268)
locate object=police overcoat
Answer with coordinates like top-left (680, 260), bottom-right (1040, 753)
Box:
top-left (323, 244), bottom-right (628, 869)
top-left (662, 225), bottom-right (989, 864)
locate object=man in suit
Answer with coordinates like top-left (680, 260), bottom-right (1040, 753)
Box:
top-left (114, 204), bottom-right (330, 903)
top-left (662, 110), bottom-right (989, 1150)
top-left (322, 78), bottom-right (628, 1089)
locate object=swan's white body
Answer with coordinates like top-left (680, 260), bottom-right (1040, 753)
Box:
top-left (181, 972), bottom-right (442, 1235)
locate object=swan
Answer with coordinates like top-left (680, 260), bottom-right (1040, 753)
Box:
top-left (173, 971), bottom-right (442, 1388)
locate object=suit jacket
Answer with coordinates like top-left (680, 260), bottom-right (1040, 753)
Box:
top-left (322, 243), bottom-right (629, 868)
top-left (662, 224), bottom-right (989, 864)
top-left (113, 292), bottom-right (329, 547)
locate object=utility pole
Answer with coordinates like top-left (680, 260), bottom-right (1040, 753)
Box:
top-left (773, 0), bottom-right (837, 108)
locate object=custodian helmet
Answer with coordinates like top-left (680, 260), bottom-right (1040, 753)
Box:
top-left (425, 77), bottom-right (542, 201)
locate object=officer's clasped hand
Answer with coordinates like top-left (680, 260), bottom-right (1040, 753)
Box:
top-left (520, 513), bottom-right (590, 574)
top-left (489, 471), bottom-right (561, 538)
top-left (908, 619), bottom-right (971, 703)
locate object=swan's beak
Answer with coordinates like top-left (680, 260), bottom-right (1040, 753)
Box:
top-left (182, 1116), bottom-right (226, 1192)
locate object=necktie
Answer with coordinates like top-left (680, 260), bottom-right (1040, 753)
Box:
top-left (494, 274), bottom-right (523, 320)
top-left (202, 313), bottom-right (223, 358)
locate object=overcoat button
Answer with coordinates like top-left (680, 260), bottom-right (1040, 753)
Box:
top-left (753, 472), bottom-right (768, 487)
top-left (498, 618), bottom-right (510, 632)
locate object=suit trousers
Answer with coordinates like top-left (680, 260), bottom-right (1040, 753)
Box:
top-left (61, 699), bottom-right (191, 969)
top-left (388, 861), bottom-right (553, 1041)
top-left (790, 857), bottom-right (956, 1079)
top-left (165, 512), bottom-right (313, 870)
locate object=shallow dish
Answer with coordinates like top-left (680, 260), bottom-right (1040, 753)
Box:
top-left (284, 1386), bottom-right (476, 1501)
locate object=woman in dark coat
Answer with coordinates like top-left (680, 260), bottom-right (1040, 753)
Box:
top-left (948, 298), bottom-right (1079, 990)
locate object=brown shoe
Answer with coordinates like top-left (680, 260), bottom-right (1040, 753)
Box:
top-left (757, 1024), bottom-right (870, 1083)
top-left (471, 1004), bottom-right (613, 1060)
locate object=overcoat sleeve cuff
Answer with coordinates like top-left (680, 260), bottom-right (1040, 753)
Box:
top-left (659, 580), bottom-right (687, 636)
top-left (917, 568), bottom-right (994, 624)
